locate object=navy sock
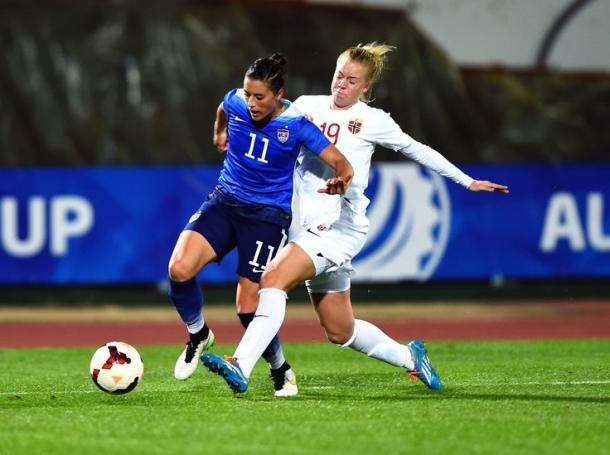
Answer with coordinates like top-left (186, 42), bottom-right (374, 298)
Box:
top-left (238, 312), bottom-right (282, 363)
top-left (168, 277), bottom-right (204, 325)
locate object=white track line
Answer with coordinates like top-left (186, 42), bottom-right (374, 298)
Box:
top-left (1, 380), bottom-right (609, 396)
top-left (310, 380), bottom-right (610, 390)
top-left (496, 380), bottom-right (610, 386)
top-left (0, 387), bottom-right (194, 396)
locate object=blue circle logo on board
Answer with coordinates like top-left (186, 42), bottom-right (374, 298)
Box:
top-left (353, 163), bottom-right (450, 282)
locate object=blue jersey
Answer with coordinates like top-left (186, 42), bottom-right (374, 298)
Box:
top-left (218, 88), bottom-right (331, 213)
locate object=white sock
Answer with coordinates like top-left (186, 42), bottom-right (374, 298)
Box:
top-left (234, 288), bottom-right (287, 378)
top-left (187, 315), bottom-right (204, 334)
top-left (343, 319), bottom-right (414, 370)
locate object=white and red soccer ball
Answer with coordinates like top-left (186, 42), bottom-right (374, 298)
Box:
top-left (89, 341), bottom-right (144, 394)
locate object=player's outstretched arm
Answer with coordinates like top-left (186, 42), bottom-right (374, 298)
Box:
top-left (317, 145), bottom-right (354, 195)
top-left (468, 180), bottom-right (509, 193)
top-left (213, 102), bottom-right (228, 153)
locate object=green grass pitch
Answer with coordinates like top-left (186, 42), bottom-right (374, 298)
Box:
top-left (1, 340), bottom-right (609, 455)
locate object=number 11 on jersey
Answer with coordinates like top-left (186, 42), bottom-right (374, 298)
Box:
top-left (245, 133), bottom-right (269, 163)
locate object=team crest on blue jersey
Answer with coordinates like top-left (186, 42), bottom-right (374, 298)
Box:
top-left (277, 128), bottom-right (290, 143)
top-left (348, 119), bottom-right (363, 134)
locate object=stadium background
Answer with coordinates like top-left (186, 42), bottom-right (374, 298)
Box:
top-left (2, 5), bottom-right (609, 455)
top-left (1, 0), bottom-right (610, 327)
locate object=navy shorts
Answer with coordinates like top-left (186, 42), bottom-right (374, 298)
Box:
top-left (184, 187), bottom-right (291, 282)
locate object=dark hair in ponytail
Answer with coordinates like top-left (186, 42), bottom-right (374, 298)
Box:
top-left (245, 53), bottom-right (287, 93)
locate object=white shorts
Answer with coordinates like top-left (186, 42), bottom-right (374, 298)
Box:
top-left (290, 220), bottom-right (367, 293)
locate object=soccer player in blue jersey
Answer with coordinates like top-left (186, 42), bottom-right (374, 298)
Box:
top-left (167, 53), bottom-right (353, 396)
top-left (202, 44), bottom-right (508, 395)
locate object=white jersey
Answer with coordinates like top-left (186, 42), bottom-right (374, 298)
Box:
top-left (292, 95), bottom-right (474, 235)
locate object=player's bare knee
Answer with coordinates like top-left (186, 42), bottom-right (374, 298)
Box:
top-left (168, 259), bottom-right (195, 282)
top-left (260, 266), bottom-right (282, 289)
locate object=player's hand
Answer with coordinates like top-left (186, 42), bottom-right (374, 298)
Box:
top-left (213, 131), bottom-right (228, 153)
top-left (318, 177), bottom-right (348, 195)
top-left (469, 180), bottom-right (509, 193)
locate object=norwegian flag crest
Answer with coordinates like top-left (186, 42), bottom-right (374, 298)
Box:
top-left (348, 119), bottom-right (363, 134)
top-left (277, 128), bottom-right (290, 143)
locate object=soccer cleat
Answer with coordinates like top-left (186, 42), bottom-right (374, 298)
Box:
top-left (407, 340), bottom-right (443, 390)
top-left (270, 362), bottom-right (298, 397)
top-left (201, 353), bottom-right (248, 393)
top-left (174, 328), bottom-right (215, 380)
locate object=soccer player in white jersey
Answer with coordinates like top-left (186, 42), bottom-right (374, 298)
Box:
top-left (168, 53), bottom-right (352, 397)
top-left (202, 44), bottom-right (508, 393)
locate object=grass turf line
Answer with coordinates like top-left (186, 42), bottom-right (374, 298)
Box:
top-left (1, 340), bottom-right (609, 455)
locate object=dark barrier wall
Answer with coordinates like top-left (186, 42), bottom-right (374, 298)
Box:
top-left (1, 1), bottom-right (609, 166)
top-left (1, 164), bottom-right (609, 285)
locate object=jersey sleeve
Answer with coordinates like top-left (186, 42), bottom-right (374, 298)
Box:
top-left (298, 117), bottom-right (331, 155)
top-left (222, 88), bottom-right (244, 117)
top-left (398, 140), bottom-right (474, 188)
top-left (372, 109), bottom-right (473, 188)
top-left (371, 110), bottom-right (416, 151)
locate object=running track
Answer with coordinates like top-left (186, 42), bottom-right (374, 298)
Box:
top-left (1, 300), bottom-right (609, 348)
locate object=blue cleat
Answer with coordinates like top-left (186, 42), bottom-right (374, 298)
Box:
top-left (407, 340), bottom-right (444, 390)
top-left (201, 353), bottom-right (248, 393)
